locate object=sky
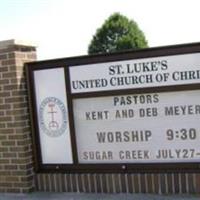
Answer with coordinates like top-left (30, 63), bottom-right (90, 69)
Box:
top-left (1, 0), bottom-right (200, 61)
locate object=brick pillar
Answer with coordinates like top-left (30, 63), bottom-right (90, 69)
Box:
top-left (0, 39), bottom-right (37, 193)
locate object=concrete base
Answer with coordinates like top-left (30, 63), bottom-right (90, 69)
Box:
top-left (0, 192), bottom-right (199, 200)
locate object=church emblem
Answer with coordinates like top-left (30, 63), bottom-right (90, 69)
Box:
top-left (39, 97), bottom-right (67, 137)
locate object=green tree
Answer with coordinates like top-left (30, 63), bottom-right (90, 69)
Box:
top-left (88, 13), bottom-right (148, 54)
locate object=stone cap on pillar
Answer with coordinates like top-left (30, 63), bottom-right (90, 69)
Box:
top-left (0, 39), bottom-right (36, 51)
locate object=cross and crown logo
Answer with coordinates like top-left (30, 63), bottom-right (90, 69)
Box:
top-left (39, 97), bottom-right (67, 137)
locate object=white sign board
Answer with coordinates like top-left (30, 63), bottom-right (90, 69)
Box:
top-left (70, 53), bottom-right (200, 93)
top-left (34, 68), bottom-right (73, 164)
top-left (27, 43), bottom-right (200, 171)
top-left (73, 90), bottom-right (200, 163)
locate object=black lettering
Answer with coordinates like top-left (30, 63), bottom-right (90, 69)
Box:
top-left (96, 132), bottom-right (106, 143)
top-left (85, 112), bottom-right (91, 120)
top-left (153, 94), bottom-right (159, 103)
top-left (109, 65), bottom-right (115, 75)
top-left (107, 132), bottom-right (114, 142)
top-left (113, 97), bottom-right (119, 106)
top-left (161, 60), bottom-right (168, 70)
top-left (123, 131), bottom-right (130, 142)
top-left (126, 63), bottom-right (133, 73)
top-left (115, 131), bottom-right (122, 142)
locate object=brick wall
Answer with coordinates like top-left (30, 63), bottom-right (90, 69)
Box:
top-left (0, 40), bottom-right (36, 192)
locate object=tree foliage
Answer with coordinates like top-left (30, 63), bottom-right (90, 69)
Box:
top-left (88, 13), bottom-right (148, 54)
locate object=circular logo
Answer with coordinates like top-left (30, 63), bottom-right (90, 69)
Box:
top-left (39, 97), bottom-right (67, 137)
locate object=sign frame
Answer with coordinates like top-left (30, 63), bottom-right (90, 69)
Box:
top-left (26, 42), bottom-right (200, 173)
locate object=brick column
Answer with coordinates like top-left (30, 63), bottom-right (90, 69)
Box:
top-left (0, 39), bottom-right (37, 192)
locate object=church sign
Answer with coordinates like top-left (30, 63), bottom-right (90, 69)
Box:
top-left (26, 43), bottom-right (200, 172)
